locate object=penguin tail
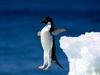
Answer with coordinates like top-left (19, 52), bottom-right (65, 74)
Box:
top-left (52, 36), bottom-right (64, 69)
top-left (53, 58), bottom-right (64, 69)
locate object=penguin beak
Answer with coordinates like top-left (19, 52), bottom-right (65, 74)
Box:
top-left (41, 19), bottom-right (47, 25)
top-left (41, 20), bottom-right (45, 23)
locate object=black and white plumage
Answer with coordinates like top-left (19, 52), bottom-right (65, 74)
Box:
top-left (38, 16), bottom-right (66, 70)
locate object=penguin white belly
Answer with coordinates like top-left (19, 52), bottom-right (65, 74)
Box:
top-left (41, 31), bottom-right (53, 52)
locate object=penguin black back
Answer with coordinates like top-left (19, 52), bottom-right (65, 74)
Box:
top-left (41, 16), bottom-right (63, 69)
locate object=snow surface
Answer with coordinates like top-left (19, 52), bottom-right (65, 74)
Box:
top-left (59, 32), bottom-right (100, 75)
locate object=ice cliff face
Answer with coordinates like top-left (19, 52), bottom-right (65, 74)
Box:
top-left (60, 32), bottom-right (100, 75)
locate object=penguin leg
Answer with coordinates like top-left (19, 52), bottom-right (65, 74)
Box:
top-left (38, 52), bottom-right (48, 69)
top-left (43, 50), bottom-right (52, 70)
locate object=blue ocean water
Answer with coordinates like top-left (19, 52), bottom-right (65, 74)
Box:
top-left (0, 10), bottom-right (100, 75)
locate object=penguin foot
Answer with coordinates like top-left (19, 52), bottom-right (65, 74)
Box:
top-left (43, 67), bottom-right (49, 70)
top-left (38, 65), bottom-right (50, 70)
top-left (43, 64), bottom-right (51, 70)
top-left (38, 65), bottom-right (45, 69)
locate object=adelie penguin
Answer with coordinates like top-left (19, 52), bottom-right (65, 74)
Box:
top-left (37, 16), bottom-right (67, 70)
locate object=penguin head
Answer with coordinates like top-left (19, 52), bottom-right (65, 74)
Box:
top-left (41, 16), bottom-right (54, 25)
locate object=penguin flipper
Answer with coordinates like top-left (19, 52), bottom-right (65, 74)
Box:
top-left (37, 31), bottom-right (41, 36)
top-left (52, 28), bottom-right (68, 35)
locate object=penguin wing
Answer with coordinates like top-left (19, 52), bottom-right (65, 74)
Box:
top-left (37, 31), bottom-right (41, 36)
top-left (52, 28), bottom-right (68, 35)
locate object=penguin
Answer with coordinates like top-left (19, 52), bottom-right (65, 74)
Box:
top-left (37, 16), bottom-right (67, 70)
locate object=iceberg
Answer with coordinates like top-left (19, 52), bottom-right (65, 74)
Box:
top-left (59, 32), bottom-right (100, 75)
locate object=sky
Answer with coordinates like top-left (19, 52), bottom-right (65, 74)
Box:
top-left (0, 0), bottom-right (100, 11)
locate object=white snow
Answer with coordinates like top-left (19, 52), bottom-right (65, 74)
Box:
top-left (59, 32), bottom-right (100, 75)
